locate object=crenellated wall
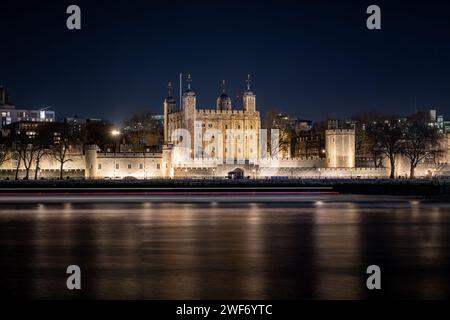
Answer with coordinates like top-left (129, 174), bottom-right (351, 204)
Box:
top-left (1, 140), bottom-right (445, 180)
top-left (0, 152), bottom-right (86, 179)
top-left (196, 109), bottom-right (259, 116)
top-left (259, 165), bottom-right (388, 179)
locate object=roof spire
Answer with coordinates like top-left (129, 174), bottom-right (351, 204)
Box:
top-left (186, 74), bottom-right (192, 91)
top-left (167, 81), bottom-right (173, 97)
top-left (246, 74), bottom-right (252, 91)
top-left (221, 79), bottom-right (226, 93)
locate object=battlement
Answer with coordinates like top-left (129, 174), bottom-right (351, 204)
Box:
top-left (97, 152), bottom-right (162, 159)
top-left (196, 109), bottom-right (258, 116)
top-left (326, 129), bottom-right (355, 134)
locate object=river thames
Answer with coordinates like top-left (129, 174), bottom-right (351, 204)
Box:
top-left (0, 194), bottom-right (449, 299)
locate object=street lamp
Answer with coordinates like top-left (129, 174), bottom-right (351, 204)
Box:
top-left (111, 130), bottom-right (121, 153)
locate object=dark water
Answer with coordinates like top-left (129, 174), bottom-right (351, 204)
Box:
top-left (0, 195), bottom-right (449, 299)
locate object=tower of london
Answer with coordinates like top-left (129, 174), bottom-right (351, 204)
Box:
top-left (164, 75), bottom-right (261, 164)
top-left (0, 76), bottom-right (389, 180)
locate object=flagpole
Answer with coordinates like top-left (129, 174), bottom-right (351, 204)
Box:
top-left (179, 73), bottom-right (182, 110)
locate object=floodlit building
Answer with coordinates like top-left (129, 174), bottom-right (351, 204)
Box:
top-left (325, 129), bottom-right (356, 168)
top-left (0, 78), bottom-right (398, 180)
top-left (164, 75), bottom-right (261, 162)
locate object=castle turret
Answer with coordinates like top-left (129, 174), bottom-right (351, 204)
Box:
top-left (85, 144), bottom-right (98, 178)
top-left (325, 129), bottom-right (355, 168)
top-left (162, 144), bottom-right (174, 178)
top-left (216, 80), bottom-right (232, 111)
top-left (243, 74), bottom-right (256, 112)
top-left (182, 74), bottom-right (196, 154)
top-left (182, 74), bottom-right (196, 112)
top-left (163, 81), bottom-right (176, 143)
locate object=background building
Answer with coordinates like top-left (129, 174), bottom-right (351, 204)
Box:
top-left (0, 85), bottom-right (55, 128)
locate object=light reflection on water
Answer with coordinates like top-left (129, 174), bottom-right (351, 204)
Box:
top-left (0, 195), bottom-right (449, 299)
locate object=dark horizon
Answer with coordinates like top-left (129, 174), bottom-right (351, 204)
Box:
top-left (1, 0), bottom-right (450, 124)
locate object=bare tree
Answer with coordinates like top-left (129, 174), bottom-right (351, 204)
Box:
top-left (32, 126), bottom-right (53, 180)
top-left (366, 119), bottom-right (405, 179)
top-left (13, 149), bottom-right (21, 180)
top-left (33, 148), bottom-right (47, 180)
top-left (17, 143), bottom-right (38, 180)
top-left (401, 114), bottom-right (444, 178)
top-left (351, 111), bottom-right (389, 168)
top-left (364, 134), bottom-right (385, 168)
top-left (52, 138), bottom-right (72, 179)
top-left (0, 144), bottom-right (11, 168)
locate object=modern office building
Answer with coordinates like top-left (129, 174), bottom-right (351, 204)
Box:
top-left (0, 85), bottom-right (55, 128)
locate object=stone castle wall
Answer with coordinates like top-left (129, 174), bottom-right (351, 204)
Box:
top-left (259, 166), bottom-right (389, 179)
top-left (0, 152), bottom-right (86, 179)
top-left (93, 153), bottom-right (164, 179)
top-left (326, 129), bottom-right (355, 168)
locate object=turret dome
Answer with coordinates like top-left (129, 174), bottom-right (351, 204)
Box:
top-left (216, 80), bottom-right (232, 111)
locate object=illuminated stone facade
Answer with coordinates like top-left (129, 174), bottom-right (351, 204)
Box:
top-left (325, 129), bottom-right (356, 168)
top-left (7, 77), bottom-right (450, 179)
top-left (165, 76), bottom-right (260, 163)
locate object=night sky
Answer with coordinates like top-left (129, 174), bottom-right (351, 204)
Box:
top-left (1, 0), bottom-right (450, 124)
